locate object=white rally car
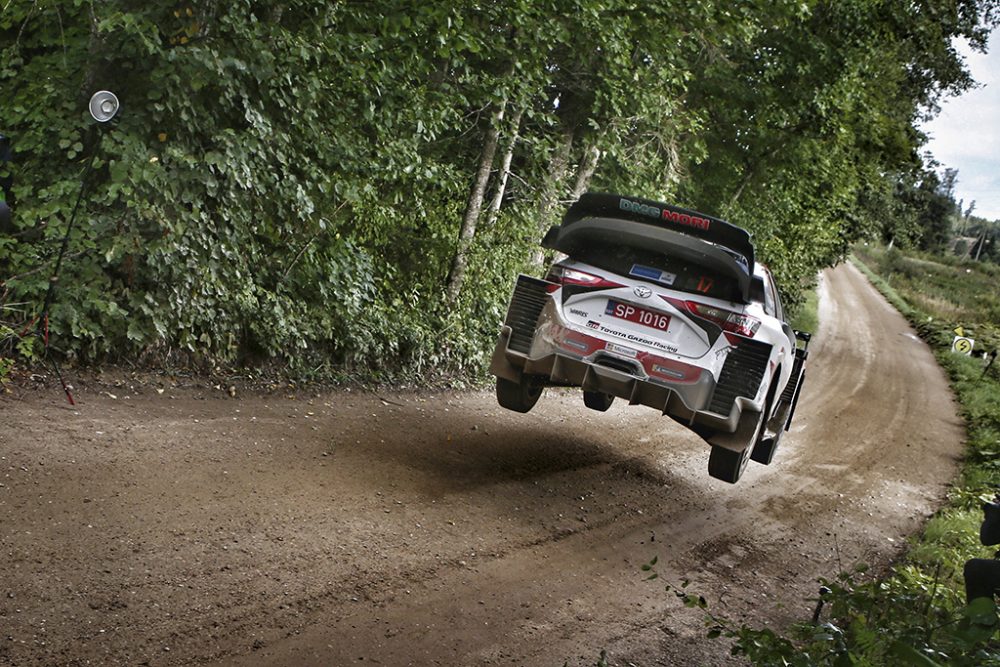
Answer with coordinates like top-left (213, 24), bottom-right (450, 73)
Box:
top-left (490, 193), bottom-right (810, 483)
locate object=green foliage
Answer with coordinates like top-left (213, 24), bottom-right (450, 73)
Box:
top-left (645, 556), bottom-right (1000, 666)
top-left (789, 286), bottom-right (820, 336)
top-left (676, 0), bottom-right (993, 301)
top-left (960, 218), bottom-right (1000, 264)
top-left (0, 2), bottom-right (996, 381)
top-left (0, 303), bottom-right (39, 384)
top-left (854, 246), bottom-right (1000, 349)
top-left (0, 1), bottom-right (489, 374)
top-left (908, 171), bottom-right (960, 253)
top-left (722, 570), bottom-right (1000, 666)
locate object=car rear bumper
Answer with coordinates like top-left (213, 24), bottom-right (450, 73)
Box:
top-left (490, 326), bottom-right (753, 434)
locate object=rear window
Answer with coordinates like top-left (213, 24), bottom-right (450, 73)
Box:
top-left (567, 243), bottom-right (740, 301)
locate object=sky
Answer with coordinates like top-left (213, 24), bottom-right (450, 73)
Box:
top-left (921, 32), bottom-right (1000, 221)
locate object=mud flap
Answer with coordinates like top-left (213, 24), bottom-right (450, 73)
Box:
top-left (764, 400), bottom-right (792, 438)
top-left (489, 329), bottom-right (524, 383)
top-left (705, 409), bottom-right (763, 454)
top-left (781, 331), bottom-right (811, 431)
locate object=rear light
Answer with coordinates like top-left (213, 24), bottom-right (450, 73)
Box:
top-left (684, 301), bottom-right (761, 337)
top-left (546, 265), bottom-right (624, 289)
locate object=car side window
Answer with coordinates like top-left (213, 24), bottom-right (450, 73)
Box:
top-left (765, 271), bottom-right (783, 321)
top-left (750, 276), bottom-right (768, 307)
top-left (752, 275), bottom-right (775, 317)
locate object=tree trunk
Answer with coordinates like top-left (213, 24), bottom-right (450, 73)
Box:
top-left (974, 230), bottom-right (986, 261)
top-left (569, 142), bottom-right (601, 201)
top-left (531, 127), bottom-right (575, 267)
top-left (660, 137), bottom-right (681, 192)
top-left (484, 107), bottom-right (523, 228)
top-left (444, 102), bottom-right (506, 305)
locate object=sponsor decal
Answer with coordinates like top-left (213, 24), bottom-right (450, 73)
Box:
top-left (595, 323), bottom-right (677, 353)
top-left (630, 264), bottom-right (676, 286)
top-left (598, 325), bottom-right (630, 340)
top-left (653, 364), bottom-right (686, 379)
top-left (569, 308), bottom-right (589, 318)
top-left (618, 197), bottom-right (661, 220)
top-left (606, 342), bottom-right (637, 358)
top-left (618, 197), bottom-right (712, 231)
top-left (630, 264), bottom-right (661, 281)
top-left (661, 209), bottom-right (711, 231)
top-left (586, 320), bottom-right (600, 329)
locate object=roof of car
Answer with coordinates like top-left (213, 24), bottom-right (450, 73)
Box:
top-left (545, 193), bottom-right (757, 303)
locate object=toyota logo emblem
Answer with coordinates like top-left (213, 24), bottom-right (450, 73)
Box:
top-left (634, 286), bottom-right (652, 299)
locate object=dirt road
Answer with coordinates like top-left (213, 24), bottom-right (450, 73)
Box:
top-left (0, 262), bottom-right (964, 666)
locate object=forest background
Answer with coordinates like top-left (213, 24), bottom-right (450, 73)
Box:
top-left (1, 0), bottom-right (998, 382)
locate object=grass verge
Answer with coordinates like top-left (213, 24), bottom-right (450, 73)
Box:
top-left (789, 284), bottom-right (819, 335)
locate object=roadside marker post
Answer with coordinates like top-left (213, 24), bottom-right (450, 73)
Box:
top-left (952, 336), bottom-right (975, 355)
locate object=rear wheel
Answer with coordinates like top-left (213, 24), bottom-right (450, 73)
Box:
top-left (708, 445), bottom-right (753, 484)
top-left (496, 376), bottom-right (544, 413)
top-left (583, 391), bottom-right (615, 412)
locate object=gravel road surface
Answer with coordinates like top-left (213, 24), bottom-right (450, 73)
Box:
top-left (0, 262), bottom-right (964, 666)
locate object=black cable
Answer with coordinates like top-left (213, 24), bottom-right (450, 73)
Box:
top-left (30, 127), bottom-right (104, 405)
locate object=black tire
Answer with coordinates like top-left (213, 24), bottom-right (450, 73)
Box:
top-left (496, 376), bottom-right (544, 413)
top-left (750, 432), bottom-right (781, 465)
top-left (583, 390), bottom-right (615, 412)
top-left (708, 444), bottom-right (753, 484)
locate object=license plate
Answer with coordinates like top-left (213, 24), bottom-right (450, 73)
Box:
top-left (605, 299), bottom-right (671, 332)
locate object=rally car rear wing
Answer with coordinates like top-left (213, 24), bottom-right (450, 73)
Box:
top-left (542, 193), bottom-right (756, 303)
